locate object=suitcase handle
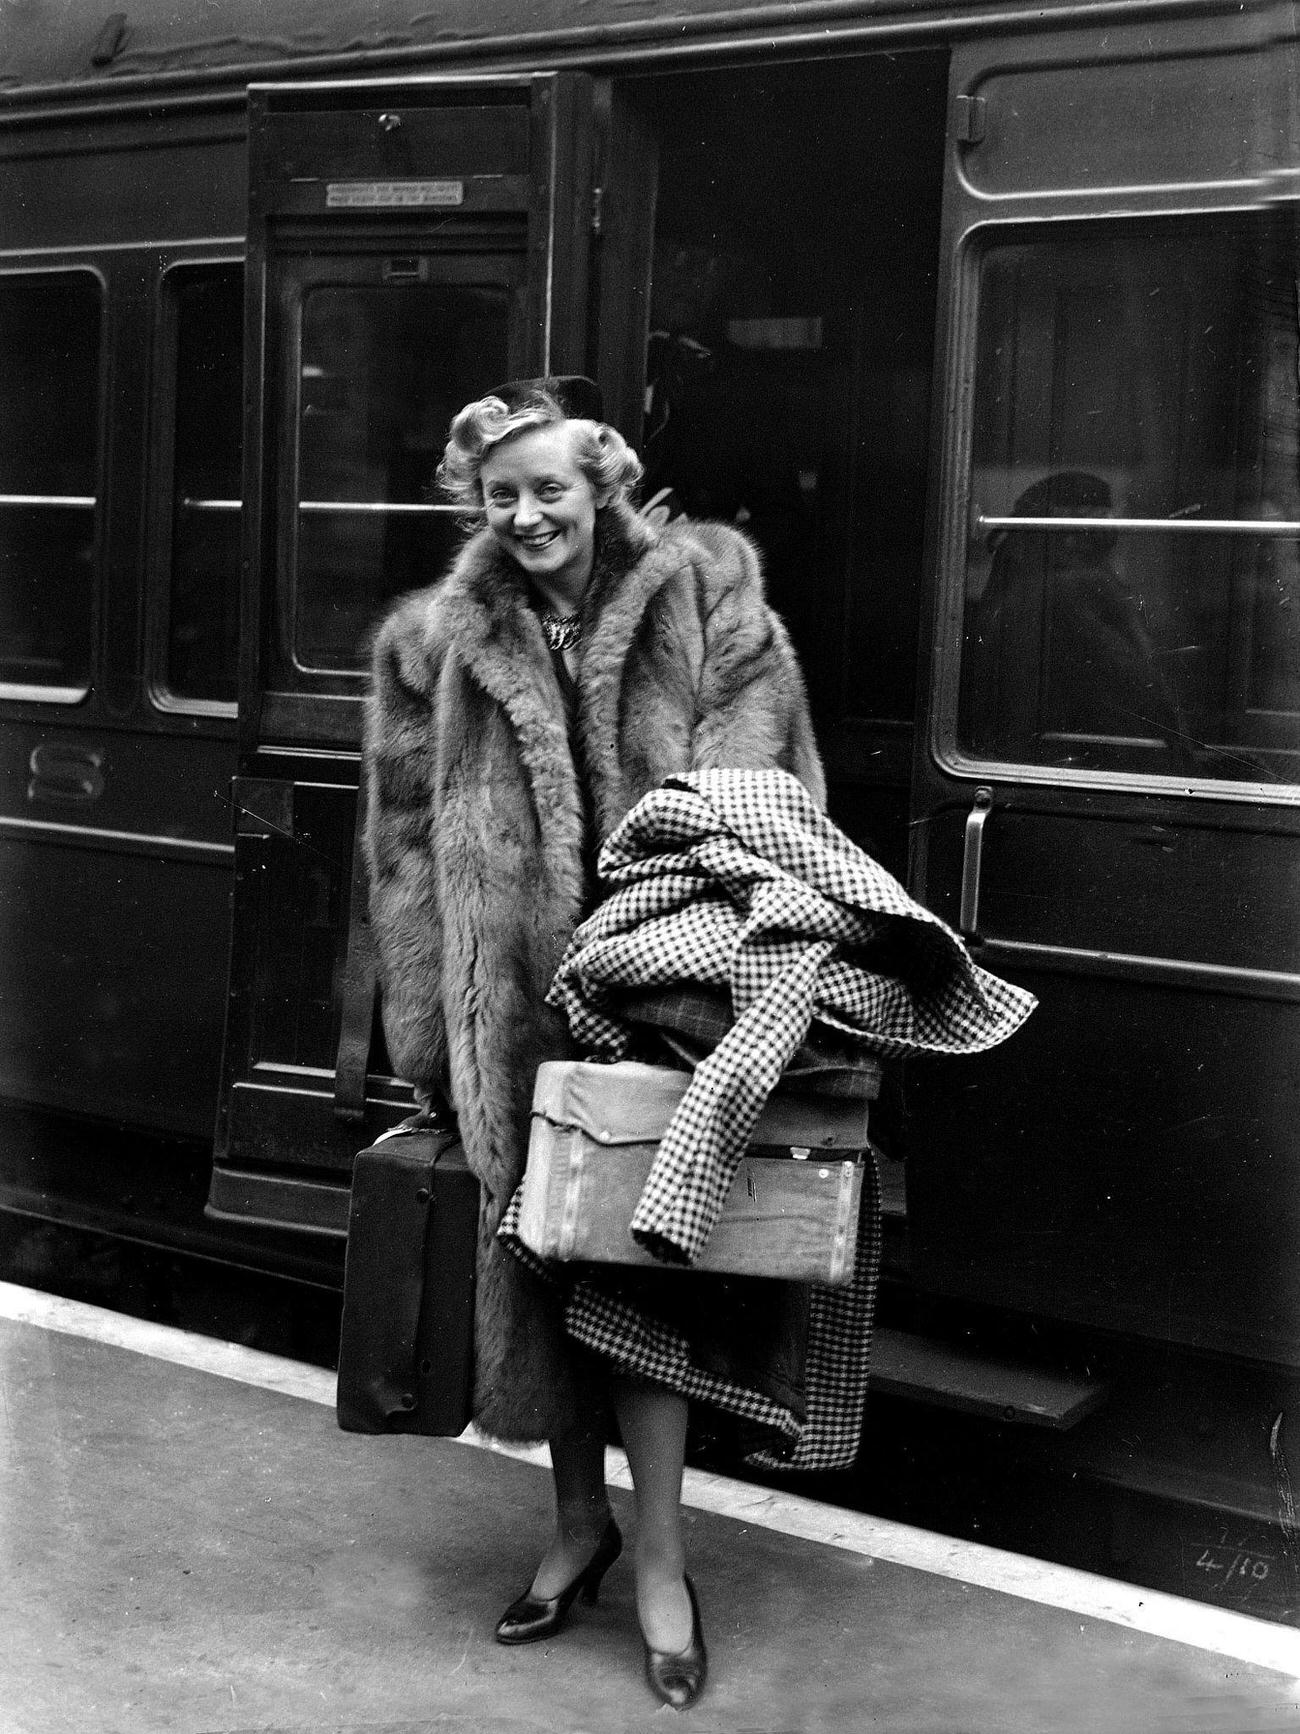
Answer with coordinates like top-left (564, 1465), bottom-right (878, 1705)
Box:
top-left (373, 1106), bottom-right (459, 1145)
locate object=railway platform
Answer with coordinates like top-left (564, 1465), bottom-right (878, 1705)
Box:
top-left (1, 1281), bottom-right (1296, 1734)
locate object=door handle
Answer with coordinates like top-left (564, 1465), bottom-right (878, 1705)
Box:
top-left (959, 786), bottom-right (994, 939)
top-left (28, 742), bottom-right (105, 806)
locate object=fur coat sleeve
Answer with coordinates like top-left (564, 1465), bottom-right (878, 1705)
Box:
top-left (363, 597), bottom-right (455, 1103)
top-left (578, 513), bottom-right (826, 837)
top-left (665, 517), bottom-right (825, 802)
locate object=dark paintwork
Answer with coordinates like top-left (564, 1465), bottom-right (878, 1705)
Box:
top-left (0, 114), bottom-right (244, 1189)
top-left (904, 7), bottom-right (1299, 1383)
top-left (0, 0), bottom-right (1190, 100)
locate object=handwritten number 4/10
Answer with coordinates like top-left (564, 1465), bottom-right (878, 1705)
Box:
top-left (1194, 1550), bottom-right (1271, 1580)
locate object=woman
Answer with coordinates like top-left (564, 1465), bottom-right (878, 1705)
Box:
top-left (363, 377), bottom-right (823, 1709)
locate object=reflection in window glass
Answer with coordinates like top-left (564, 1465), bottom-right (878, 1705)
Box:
top-left (168, 266), bottom-right (243, 704)
top-left (0, 272), bottom-right (101, 696)
top-left (295, 284), bottom-right (510, 670)
top-left (959, 214), bottom-right (1300, 784)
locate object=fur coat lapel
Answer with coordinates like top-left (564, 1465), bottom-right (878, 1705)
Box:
top-left (436, 538), bottom-right (580, 842)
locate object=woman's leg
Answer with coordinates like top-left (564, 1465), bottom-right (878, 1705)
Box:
top-left (528, 1426), bottom-right (612, 1598)
top-left (610, 1378), bottom-right (694, 1652)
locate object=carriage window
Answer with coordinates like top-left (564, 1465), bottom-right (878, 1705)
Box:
top-left (166, 265), bottom-right (243, 705)
top-left (0, 271), bottom-right (102, 701)
top-left (293, 282), bottom-right (510, 671)
top-left (959, 213), bottom-right (1300, 786)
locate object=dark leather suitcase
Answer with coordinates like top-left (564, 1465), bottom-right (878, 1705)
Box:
top-left (336, 1116), bottom-right (479, 1435)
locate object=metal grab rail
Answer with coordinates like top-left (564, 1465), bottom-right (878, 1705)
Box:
top-left (299, 500), bottom-right (459, 515)
top-left (0, 493), bottom-right (96, 508)
top-left (959, 786), bottom-right (994, 940)
top-left (181, 497), bottom-right (458, 515)
top-left (976, 512), bottom-right (1300, 538)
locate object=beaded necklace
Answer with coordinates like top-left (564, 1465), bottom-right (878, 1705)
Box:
top-left (539, 609), bottom-right (583, 653)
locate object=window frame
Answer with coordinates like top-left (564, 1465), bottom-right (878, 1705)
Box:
top-left (269, 245), bottom-right (528, 701)
top-left (0, 261), bottom-right (108, 709)
top-left (932, 206), bottom-right (1300, 809)
top-left (146, 253), bottom-right (246, 722)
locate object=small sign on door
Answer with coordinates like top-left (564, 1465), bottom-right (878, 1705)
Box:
top-left (325, 180), bottom-right (465, 208)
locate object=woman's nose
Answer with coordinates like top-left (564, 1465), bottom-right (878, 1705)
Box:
top-left (512, 490), bottom-right (542, 527)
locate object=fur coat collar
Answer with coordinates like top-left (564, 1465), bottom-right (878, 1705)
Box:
top-left (429, 500), bottom-right (724, 835)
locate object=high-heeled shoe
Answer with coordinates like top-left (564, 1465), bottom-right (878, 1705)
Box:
top-left (494, 1517), bottom-right (623, 1645)
top-left (643, 1574), bottom-right (708, 1710)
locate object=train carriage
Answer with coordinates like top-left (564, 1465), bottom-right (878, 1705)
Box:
top-left (1, 0), bottom-right (1297, 1621)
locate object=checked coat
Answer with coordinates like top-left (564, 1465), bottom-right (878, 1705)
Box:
top-left (549, 768), bottom-right (1038, 1268)
top-left (363, 499), bottom-right (824, 1443)
top-left (498, 768), bottom-right (1036, 1471)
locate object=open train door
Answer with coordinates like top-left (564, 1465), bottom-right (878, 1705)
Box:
top-left (208, 72), bottom-right (656, 1238)
top-left (903, 11), bottom-right (1300, 1375)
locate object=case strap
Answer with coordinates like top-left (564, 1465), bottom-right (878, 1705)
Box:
top-left (333, 764), bottom-right (377, 1124)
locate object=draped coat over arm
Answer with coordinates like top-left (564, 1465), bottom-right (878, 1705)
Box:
top-left (363, 500), bottom-right (824, 1442)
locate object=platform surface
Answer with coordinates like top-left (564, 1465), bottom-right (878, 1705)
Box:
top-left (1, 1283), bottom-right (1297, 1734)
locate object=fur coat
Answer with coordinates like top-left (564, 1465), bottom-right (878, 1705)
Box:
top-left (363, 499), bottom-right (825, 1442)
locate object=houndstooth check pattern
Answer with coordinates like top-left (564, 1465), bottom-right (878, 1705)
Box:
top-left (617, 985), bottom-right (881, 1097)
top-left (497, 1152), bottom-right (883, 1471)
top-left (749, 1149), bottom-right (884, 1471)
top-left (547, 768), bottom-right (1036, 1265)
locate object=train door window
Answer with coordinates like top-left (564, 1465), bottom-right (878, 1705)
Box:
top-left (0, 269), bottom-right (102, 702)
top-left (958, 211), bottom-right (1300, 786)
top-left (290, 269), bottom-right (514, 674)
top-left (161, 263), bottom-right (243, 708)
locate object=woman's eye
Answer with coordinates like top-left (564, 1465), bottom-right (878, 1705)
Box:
top-left (538, 483), bottom-right (564, 501)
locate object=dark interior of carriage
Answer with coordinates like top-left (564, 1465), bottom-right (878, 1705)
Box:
top-left (634, 56), bottom-right (948, 812)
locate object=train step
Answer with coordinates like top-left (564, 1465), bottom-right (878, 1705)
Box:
top-left (871, 1326), bottom-right (1108, 1429)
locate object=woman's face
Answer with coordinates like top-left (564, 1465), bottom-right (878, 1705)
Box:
top-left (479, 422), bottom-right (599, 598)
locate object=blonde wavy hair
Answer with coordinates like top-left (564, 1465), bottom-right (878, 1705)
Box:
top-left (437, 384), bottom-right (643, 529)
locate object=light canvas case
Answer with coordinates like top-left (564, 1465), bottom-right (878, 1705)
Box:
top-left (518, 1059), bottom-right (877, 1285)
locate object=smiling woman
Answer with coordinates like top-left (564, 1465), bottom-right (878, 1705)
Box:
top-left (361, 374), bottom-right (825, 1707)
